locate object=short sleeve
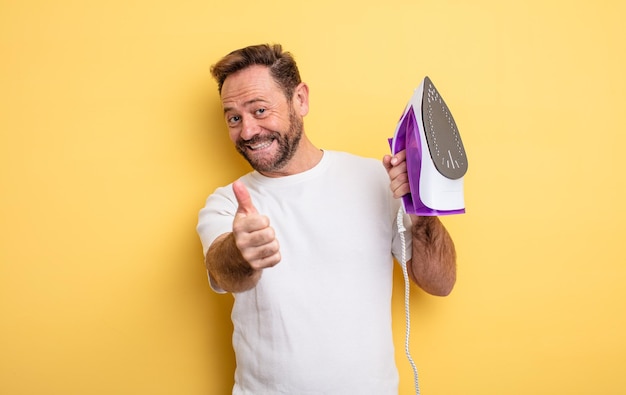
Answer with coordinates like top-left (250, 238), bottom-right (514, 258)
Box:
top-left (196, 184), bottom-right (237, 293)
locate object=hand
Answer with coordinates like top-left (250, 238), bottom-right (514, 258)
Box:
top-left (232, 180), bottom-right (281, 270)
top-left (383, 149), bottom-right (410, 198)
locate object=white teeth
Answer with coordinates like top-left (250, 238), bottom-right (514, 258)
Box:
top-left (248, 140), bottom-right (272, 150)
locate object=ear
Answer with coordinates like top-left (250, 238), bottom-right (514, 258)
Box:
top-left (292, 82), bottom-right (309, 116)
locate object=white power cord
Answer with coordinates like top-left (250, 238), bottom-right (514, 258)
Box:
top-left (396, 207), bottom-right (420, 395)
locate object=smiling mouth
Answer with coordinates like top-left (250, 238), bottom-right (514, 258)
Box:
top-left (247, 139), bottom-right (275, 151)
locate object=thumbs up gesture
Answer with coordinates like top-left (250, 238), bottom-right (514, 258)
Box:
top-left (232, 180), bottom-right (281, 270)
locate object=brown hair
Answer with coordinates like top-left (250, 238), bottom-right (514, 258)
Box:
top-left (210, 44), bottom-right (302, 99)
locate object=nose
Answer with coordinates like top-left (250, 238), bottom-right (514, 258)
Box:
top-left (239, 115), bottom-right (259, 141)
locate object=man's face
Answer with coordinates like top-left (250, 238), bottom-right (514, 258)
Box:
top-left (220, 65), bottom-right (303, 175)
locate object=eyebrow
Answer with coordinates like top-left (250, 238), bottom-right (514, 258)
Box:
top-left (223, 98), bottom-right (268, 114)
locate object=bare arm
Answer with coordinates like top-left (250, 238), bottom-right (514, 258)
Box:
top-left (206, 232), bottom-right (263, 293)
top-left (205, 181), bottom-right (281, 293)
top-left (406, 215), bottom-right (456, 296)
top-left (383, 151), bottom-right (457, 296)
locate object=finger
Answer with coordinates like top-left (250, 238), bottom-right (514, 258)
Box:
top-left (233, 180), bottom-right (258, 215)
top-left (382, 154), bottom-right (393, 171)
top-left (234, 224), bottom-right (275, 248)
top-left (392, 182), bottom-right (411, 199)
top-left (233, 215), bottom-right (271, 237)
top-left (390, 173), bottom-right (410, 198)
top-left (383, 150), bottom-right (407, 171)
top-left (256, 249), bottom-right (281, 269)
top-left (391, 149), bottom-right (407, 166)
top-left (388, 160), bottom-right (407, 179)
top-left (242, 241), bottom-right (281, 270)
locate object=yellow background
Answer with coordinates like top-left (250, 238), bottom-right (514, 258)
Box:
top-left (1, 0), bottom-right (625, 394)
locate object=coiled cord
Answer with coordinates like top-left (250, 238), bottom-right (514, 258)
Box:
top-left (396, 207), bottom-right (420, 395)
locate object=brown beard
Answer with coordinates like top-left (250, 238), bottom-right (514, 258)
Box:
top-left (235, 108), bottom-right (303, 173)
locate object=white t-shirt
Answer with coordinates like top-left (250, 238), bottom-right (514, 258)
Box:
top-left (197, 150), bottom-right (412, 395)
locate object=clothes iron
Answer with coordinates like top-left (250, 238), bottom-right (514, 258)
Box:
top-left (389, 76), bottom-right (468, 216)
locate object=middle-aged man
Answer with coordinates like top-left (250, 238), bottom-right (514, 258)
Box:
top-left (197, 43), bottom-right (457, 395)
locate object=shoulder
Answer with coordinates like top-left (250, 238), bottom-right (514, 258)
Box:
top-left (202, 172), bottom-right (259, 211)
top-left (325, 150), bottom-right (386, 176)
top-left (325, 150), bottom-right (382, 167)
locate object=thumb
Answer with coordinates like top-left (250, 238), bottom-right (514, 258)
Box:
top-left (233, 180), bottom-right (258, 215)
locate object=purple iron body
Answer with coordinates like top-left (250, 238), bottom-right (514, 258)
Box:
top-left (390, 77), bottom-right (467, 216)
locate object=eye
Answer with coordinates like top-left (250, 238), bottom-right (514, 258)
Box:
top-left (227, 115), bottom-right (241, 125)
top-left (255, 108), bottom-right (266, 116)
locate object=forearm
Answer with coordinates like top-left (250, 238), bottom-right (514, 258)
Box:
top-left (408, 215), bottom-right (457, 296)
top-left (205, 232), bottom-right (262, 293)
